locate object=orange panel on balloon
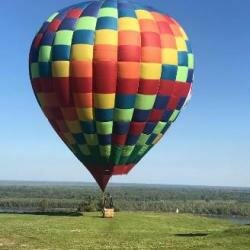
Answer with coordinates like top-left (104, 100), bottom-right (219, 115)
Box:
top-left (73, 93), bottom-right (92, 108)
top-left (118, 31), bottom-right (141, 46)
top-left (70, 61), bottom-right (92, 78)
top-left (118, 62), bottom-right (140, 79)
top-left (94, 45), bottom-right (118, 61)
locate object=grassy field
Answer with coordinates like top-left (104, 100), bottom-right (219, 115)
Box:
top-left (0, 212), bottom-right (249, 250)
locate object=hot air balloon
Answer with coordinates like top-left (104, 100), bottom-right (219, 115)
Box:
top-left (29, 0), bottom-right (194, 192)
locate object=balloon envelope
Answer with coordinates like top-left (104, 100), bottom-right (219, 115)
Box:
top-left (29, 0), bottom-right (194, 191)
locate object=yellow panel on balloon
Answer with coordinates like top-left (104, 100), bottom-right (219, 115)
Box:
top-left (141, 63), bottom-right (162, 80)
top-left (79, 145), bottom-right (91, 156)
top-left (63, 132), bottom-right (76, 145)
top-left (94, 94), bottom-right (115, 109)
top-left (71, 44), bottom-right (93, 61)
top-left (176, 37), bottom-right (187, 51)
top-left (95, 30), bottom-right (118, 45)
top-left (52, 61), bottom-right (70, 77)
top-left (153, 134), bottom-right (163, 145)
top-left (179, 27), bottom-right (188, 40)
top-left (76, 108), bottom-right (93, 121)
top-left (135, 10), bottom-right (154, 20)
top-left (65, 121), bottom-right (82, 133)
top-left (36, 93), bottom-right (59, 107)
top-left (118, 17), bottom-right (140, 31)
top-left (162, 49), bottom-right (178, 65)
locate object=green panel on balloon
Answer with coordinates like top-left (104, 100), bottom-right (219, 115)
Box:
top-left (39, 46), bottom-right (52, 62)
top-left (176, 66), bottom-right (189, 82)
top-left (119, 156), bottom-right (129, 165)
top-left (79, 145), bottom-right (91, 156)
top-left (137, 134), bottom-right (150, 145)
top-left (76, 17), bottom-right (97, 30)
top-left (100, 145), bottom-right (111, 158)
top-left (153, 122), bottom-right (167, 134)
top-left (135, 95), bottom-right (156, 110)
top-left (54, 31), bottom-right (74, 45)
top-left (85, 134), bottom-right (98, 146)
top-left (110, 146), bottom-right (123, 165)
top-left (122, 146), bottom-right (135, 157)
top-left (114, 108), bottom-right (134, 122)
top-left (30, 63), bottom-right (39, 78)
top-left (138, 145), bottom-right (150, 156)
top-left (47, 12), bottom-right (59, 22)
top-left (169, 110), bottom-right (180, 122)
top-left (188, 54), bottom-right (194, 69)
top-left (98, 8), bottom-right (118, 18)
top-left (96, 122), bottom-right (113, 135)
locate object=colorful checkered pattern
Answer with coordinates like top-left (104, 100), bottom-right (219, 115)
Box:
top-left (29, 0), bottom-right (194, 190)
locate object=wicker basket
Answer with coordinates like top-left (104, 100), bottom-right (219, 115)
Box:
top-left (103, 208), bottom-right (115, 218)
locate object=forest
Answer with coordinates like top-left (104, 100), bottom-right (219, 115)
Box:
top-left (0, 181), bottom-right (249, 217)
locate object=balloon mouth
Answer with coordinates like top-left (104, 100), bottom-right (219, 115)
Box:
top-left (85, 164), bottom-right (135, 191)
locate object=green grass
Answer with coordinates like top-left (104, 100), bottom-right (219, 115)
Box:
top-left (0, 212), bottom-right (249, 249)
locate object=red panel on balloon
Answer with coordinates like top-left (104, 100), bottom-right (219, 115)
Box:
top-left (129, 122), bottom-right (146, 135)
top-left (138, 80), bottom-right (160, 95)
top-left (53, 78), bottom-right (71, 107)
top-left (70, 77), bottom-right (92, 93)
top-left (93, 61), bottom-right (117, 93)
top-left (158, 80), bottom-right (176, 95)
top-left (118, 45), bottom-right (141, 62)
top-left (112, 135), bottom-right (127, 146)
top-left (116, 79), bottom-right (139, 94)
top-left (149, 109), bottom-right (165, 121)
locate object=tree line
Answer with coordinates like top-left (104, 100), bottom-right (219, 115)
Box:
top-left (0, 183), bottom-right (249, 216)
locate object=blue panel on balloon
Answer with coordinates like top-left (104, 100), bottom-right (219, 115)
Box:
top-left (147, 134), bottom-right (158, 145)
top-left (73, 133), bottom-right (86, 144)
top-left (39, 62), bottom-right (51, 77)
top-left (95, 109), bottom-right (113, 122)
top-left (98, 135), bottom-right (112, 145)
top-left (154, 95), bottom-right (170, 109)
top-left (186, 41), bottom-right (192, 52)
top-left (41, 32), bottom-right (55, 46)
top-left (96, 17), bottom-right (117, 30)
top-left (40, 22), bottom-right (49, 33)
top-left (30, 48), bottom-right (39, 62)
top-left (82, 1), bottom-right (102, 17)
top-left (115, 95), bottom-right (136, 109)
top-left (176, 97), bottom-right (186, 110)
top-left (102, 0), bottom-right (117, 8)
top-left (118, 8), bottom-right (136, 18)
top-left (161, 65), bottom-right (177, 80)
top-left (73, 2), bottom-right (91, 10)
top-left (162, 110), bottom-right (173, 122)
top-left (59, 18), bottom-right (77, 30)
top-left (56, 12), bottom-right (67, 21)
top-left (126, 134), bottom-right (140, 145)
top-left (178, 52), bottom-right (188, 66)
top-left (52, 45), bottom-right (70, 60)
top-left (162, 123), bottom-right (171, 134)
top-left (187, 69), bottom-right (194, 83)
top-left (133, 109), bottom-right (150, 122)
top-left (113, 122), bottom-right (130, 135)
top-left (143, 122), bottom-right (157, 134)
top-left (72, 30), bottom-right (95, 45)
top-left (80, 121), bottom-right (96, 134)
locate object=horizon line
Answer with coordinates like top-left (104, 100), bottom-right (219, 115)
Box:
top-left (0, 180), bottom-right (249, 189)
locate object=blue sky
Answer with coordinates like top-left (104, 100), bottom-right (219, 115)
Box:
top-left (0, 0), bottom-right (250, 187)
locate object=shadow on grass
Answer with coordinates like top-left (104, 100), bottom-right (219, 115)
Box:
top-left (0, 211), bottom-right (83, 217)
top-left (175, 233), bottom-right (208, 237)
